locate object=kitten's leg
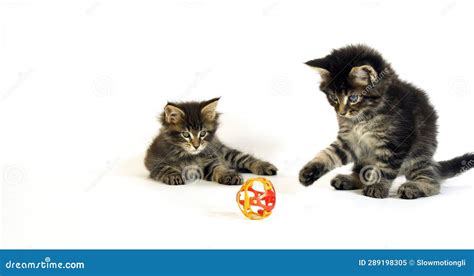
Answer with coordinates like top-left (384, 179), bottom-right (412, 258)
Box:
top-left (204, 159), bottom-right (243, 185)
top-left (149, 164), bottom-right (185, 185)
top-left (398, 160), bottom-right (440, 199)
top-left (299, 139), bottom-right (353, 186)
top-left (221, 146), bottom-right (277, 176)
top-left (358, 161), bottom-right (400, 199)
top-left (330, 172), bottom-right (364, 190)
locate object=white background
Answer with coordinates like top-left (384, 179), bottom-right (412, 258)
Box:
top-left (1, 0), bottom-right (473, 249)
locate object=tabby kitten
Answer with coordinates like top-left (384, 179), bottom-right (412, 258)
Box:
top-left (299, 45), bottom-right (473, 199)
top-left (145, 97), bottom-right (278, 185)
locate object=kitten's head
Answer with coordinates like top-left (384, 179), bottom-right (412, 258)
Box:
top-left (160, 97), bottom-right (220, 155)
top-left (306, 45), bottom-right (394, 119)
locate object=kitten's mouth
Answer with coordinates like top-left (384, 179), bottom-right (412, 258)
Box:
top-left (187, 146), bottom-right (205, 155)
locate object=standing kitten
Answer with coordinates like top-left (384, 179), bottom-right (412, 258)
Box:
top-left (299, 45), bottom-right (473, 199)
top-left (145, 97), bottom-right (278, 185)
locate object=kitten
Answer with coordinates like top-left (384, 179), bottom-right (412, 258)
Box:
top-left (299, 45), bottom-right (473, 199)
top-left (145, 97), bottom-right (278, 185)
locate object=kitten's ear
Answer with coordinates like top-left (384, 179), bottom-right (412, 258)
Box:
top-left (305, 58), bottom-right (331, 82)
top-left (349, 65), bottom-right (377, 86)
top-left (201, 97), bottom-right (220, 120)
top-left (164, 104), bottom-right (185, 124)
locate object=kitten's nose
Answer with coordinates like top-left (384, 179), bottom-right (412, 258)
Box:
top-left (338, 105), bottom-right (348, 116)
top-left (192, 144), bottom-right (200, 149)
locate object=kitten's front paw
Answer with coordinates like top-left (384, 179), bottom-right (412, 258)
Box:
top-left (218, 171), bottom-right (243, 185)
top-left (362, 184), bottom-right (388, 199)
top-left (299, 162), bottom-right (326, 186)
top-left (250, 161), bottom-right (278, 176)
top-left (161, 173), bottom-right (185, 185)
top-left (398, 182), bottom-right (425, 199)
top-left (331, 174), bottom-right (358, 190)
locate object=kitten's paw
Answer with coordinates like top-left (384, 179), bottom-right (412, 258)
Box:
top-left (299, 162), bottom-right (325, 186)
top-left (331, 174), bottom-right (358, 190)
top-left (250, 161), bottom-right (278, 176)
top-left (161, 173), bottom-right (185, 185)
top-left (362, 184), bottom-right (388, 199)
top-left (218, 171), bottom-right (243, 185)
top-left (398, 182), bottom-right (425, 199)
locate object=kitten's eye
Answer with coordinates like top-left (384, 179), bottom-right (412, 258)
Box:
top-left (349, 95), bottom-right (359, 103)
top-left (181, 132), bottom-right (191, 138)
top-left (199, 131), bottom-right (207, 138)
top-left (329, 94), bottom-right (338, 102)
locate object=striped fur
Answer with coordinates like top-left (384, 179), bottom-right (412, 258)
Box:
top-left (145, 98), bottom-right (277, 185)
top-left (300, 45), bottom-right (473, 199)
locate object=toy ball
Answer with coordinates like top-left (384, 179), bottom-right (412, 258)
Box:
top-left (236, 177), bottom-right (276, 220)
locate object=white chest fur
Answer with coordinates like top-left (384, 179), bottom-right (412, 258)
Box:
top-left (344, 121), bottom-right (380, 161)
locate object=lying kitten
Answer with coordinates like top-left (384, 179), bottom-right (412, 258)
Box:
top-left (145, 97), bottom-right (278, 185)
top-left (299, 45), bottom-right (473, 199)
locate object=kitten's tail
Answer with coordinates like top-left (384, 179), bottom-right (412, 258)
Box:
top-left (436, 153), bottom-right (474, 179)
